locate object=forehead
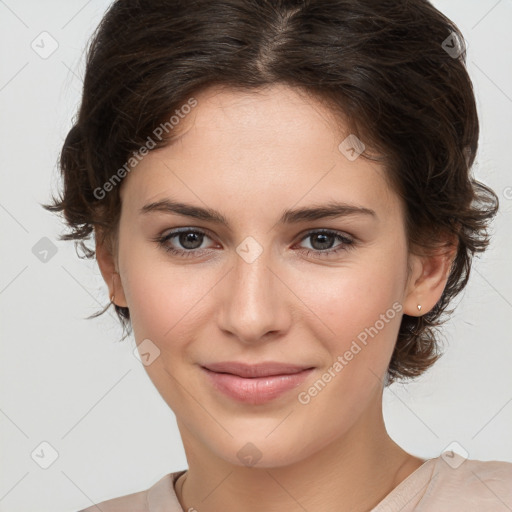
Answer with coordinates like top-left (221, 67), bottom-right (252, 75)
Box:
top-left (188, 83), bottom-right (337, 127)
top-left (119, 84), bottom-right (399, 223)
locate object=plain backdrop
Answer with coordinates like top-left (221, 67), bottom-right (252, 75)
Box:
top-left (0, 1), bottom-right (511, 511)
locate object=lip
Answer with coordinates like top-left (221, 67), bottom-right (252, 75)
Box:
top-left (201, 362), bottom-right (315, 404)
top-left (202, 361), bottom-right (314, 378)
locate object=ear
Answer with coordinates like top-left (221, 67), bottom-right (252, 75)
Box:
top-left (95, 228), bottom-right (128, 307)
top-left (403, 238), bottom-right (457, 317)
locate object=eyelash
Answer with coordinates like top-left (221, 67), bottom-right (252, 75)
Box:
top-left (153, 228), bottom-right (356, 259)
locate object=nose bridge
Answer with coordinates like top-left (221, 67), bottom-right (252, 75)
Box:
top-left (217, 240), bottom-right (289, 343)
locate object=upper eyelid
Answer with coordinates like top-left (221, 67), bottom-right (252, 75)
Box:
top-left (161, 227), bottom-right (217, 243)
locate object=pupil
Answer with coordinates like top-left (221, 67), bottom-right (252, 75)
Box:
top-left (312, 233), bottom-right (333, 250)
top-left (180, 232), bottom-right (202, 249)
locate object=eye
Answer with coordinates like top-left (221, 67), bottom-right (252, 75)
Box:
top-left (153, 228), bottom-right (356, 259)
top-left (154, 228), bottom-right (214, 257)
top-left (296, 229), bottom-right (355, 258)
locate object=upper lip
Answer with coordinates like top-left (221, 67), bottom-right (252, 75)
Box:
top-left (202, 361), bottom-right (314, 378)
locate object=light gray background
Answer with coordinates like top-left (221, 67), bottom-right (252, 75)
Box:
top-left (1, 1), bottom-right (511, 511)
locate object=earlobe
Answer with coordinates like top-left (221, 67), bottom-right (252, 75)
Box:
top-left (403, 244), bottom-right (456, 317)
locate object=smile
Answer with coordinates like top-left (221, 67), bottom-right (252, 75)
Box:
top-left (200, 365), bottom-right (315, 404)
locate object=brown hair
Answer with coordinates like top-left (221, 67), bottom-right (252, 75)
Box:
top-left (43, 0), bottom-right (499, 385)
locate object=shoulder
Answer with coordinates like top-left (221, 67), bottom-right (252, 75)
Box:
top-left (422, 451), bottom-right (512, 509)
top-left (76, 487), bottom-right (148, 512)
top-left (75, 471), bottom-right (185, 512)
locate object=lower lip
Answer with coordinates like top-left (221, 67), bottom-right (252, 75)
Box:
top-left (201, 367), bottom-right (314, 404)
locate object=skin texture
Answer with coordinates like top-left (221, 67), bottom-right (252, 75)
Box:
top-left (96, 84), bottom-right (455, 512)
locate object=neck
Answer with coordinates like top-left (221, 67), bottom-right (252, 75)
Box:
top-left (175, 395), bottom-right (425, 512)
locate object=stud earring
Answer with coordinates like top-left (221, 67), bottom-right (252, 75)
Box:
top-left (417, 304), bottom-right (422, 311)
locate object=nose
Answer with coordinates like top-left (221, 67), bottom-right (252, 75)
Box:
top-left (216, 246), bottom-right (292, 345)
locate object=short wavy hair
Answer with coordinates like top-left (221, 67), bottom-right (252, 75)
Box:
top-left (43, 0), bottom-right (499, 385)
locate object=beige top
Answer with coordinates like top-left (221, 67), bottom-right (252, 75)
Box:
top-left (78, 452), bottom-right (512, 511)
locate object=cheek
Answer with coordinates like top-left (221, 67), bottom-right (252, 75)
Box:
top-left (119, 250), bottom-right (212, 408)
top-left (297, 252), bottom-right (407, 373)
top-left (291, 268), bottom-right (405, 426)
top-left (307, 265), bottom-right (404, 335)
top-left (124, 265), bottom-right (207, 343)
top-left (118, 235), bottom-right (209, 346)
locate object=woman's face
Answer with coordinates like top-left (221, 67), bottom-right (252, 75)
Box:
top-left (110, 84), bottom-right (419, 467)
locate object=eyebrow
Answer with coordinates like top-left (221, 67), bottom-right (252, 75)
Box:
top-left (139, 198), bottom-right (376, 226)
